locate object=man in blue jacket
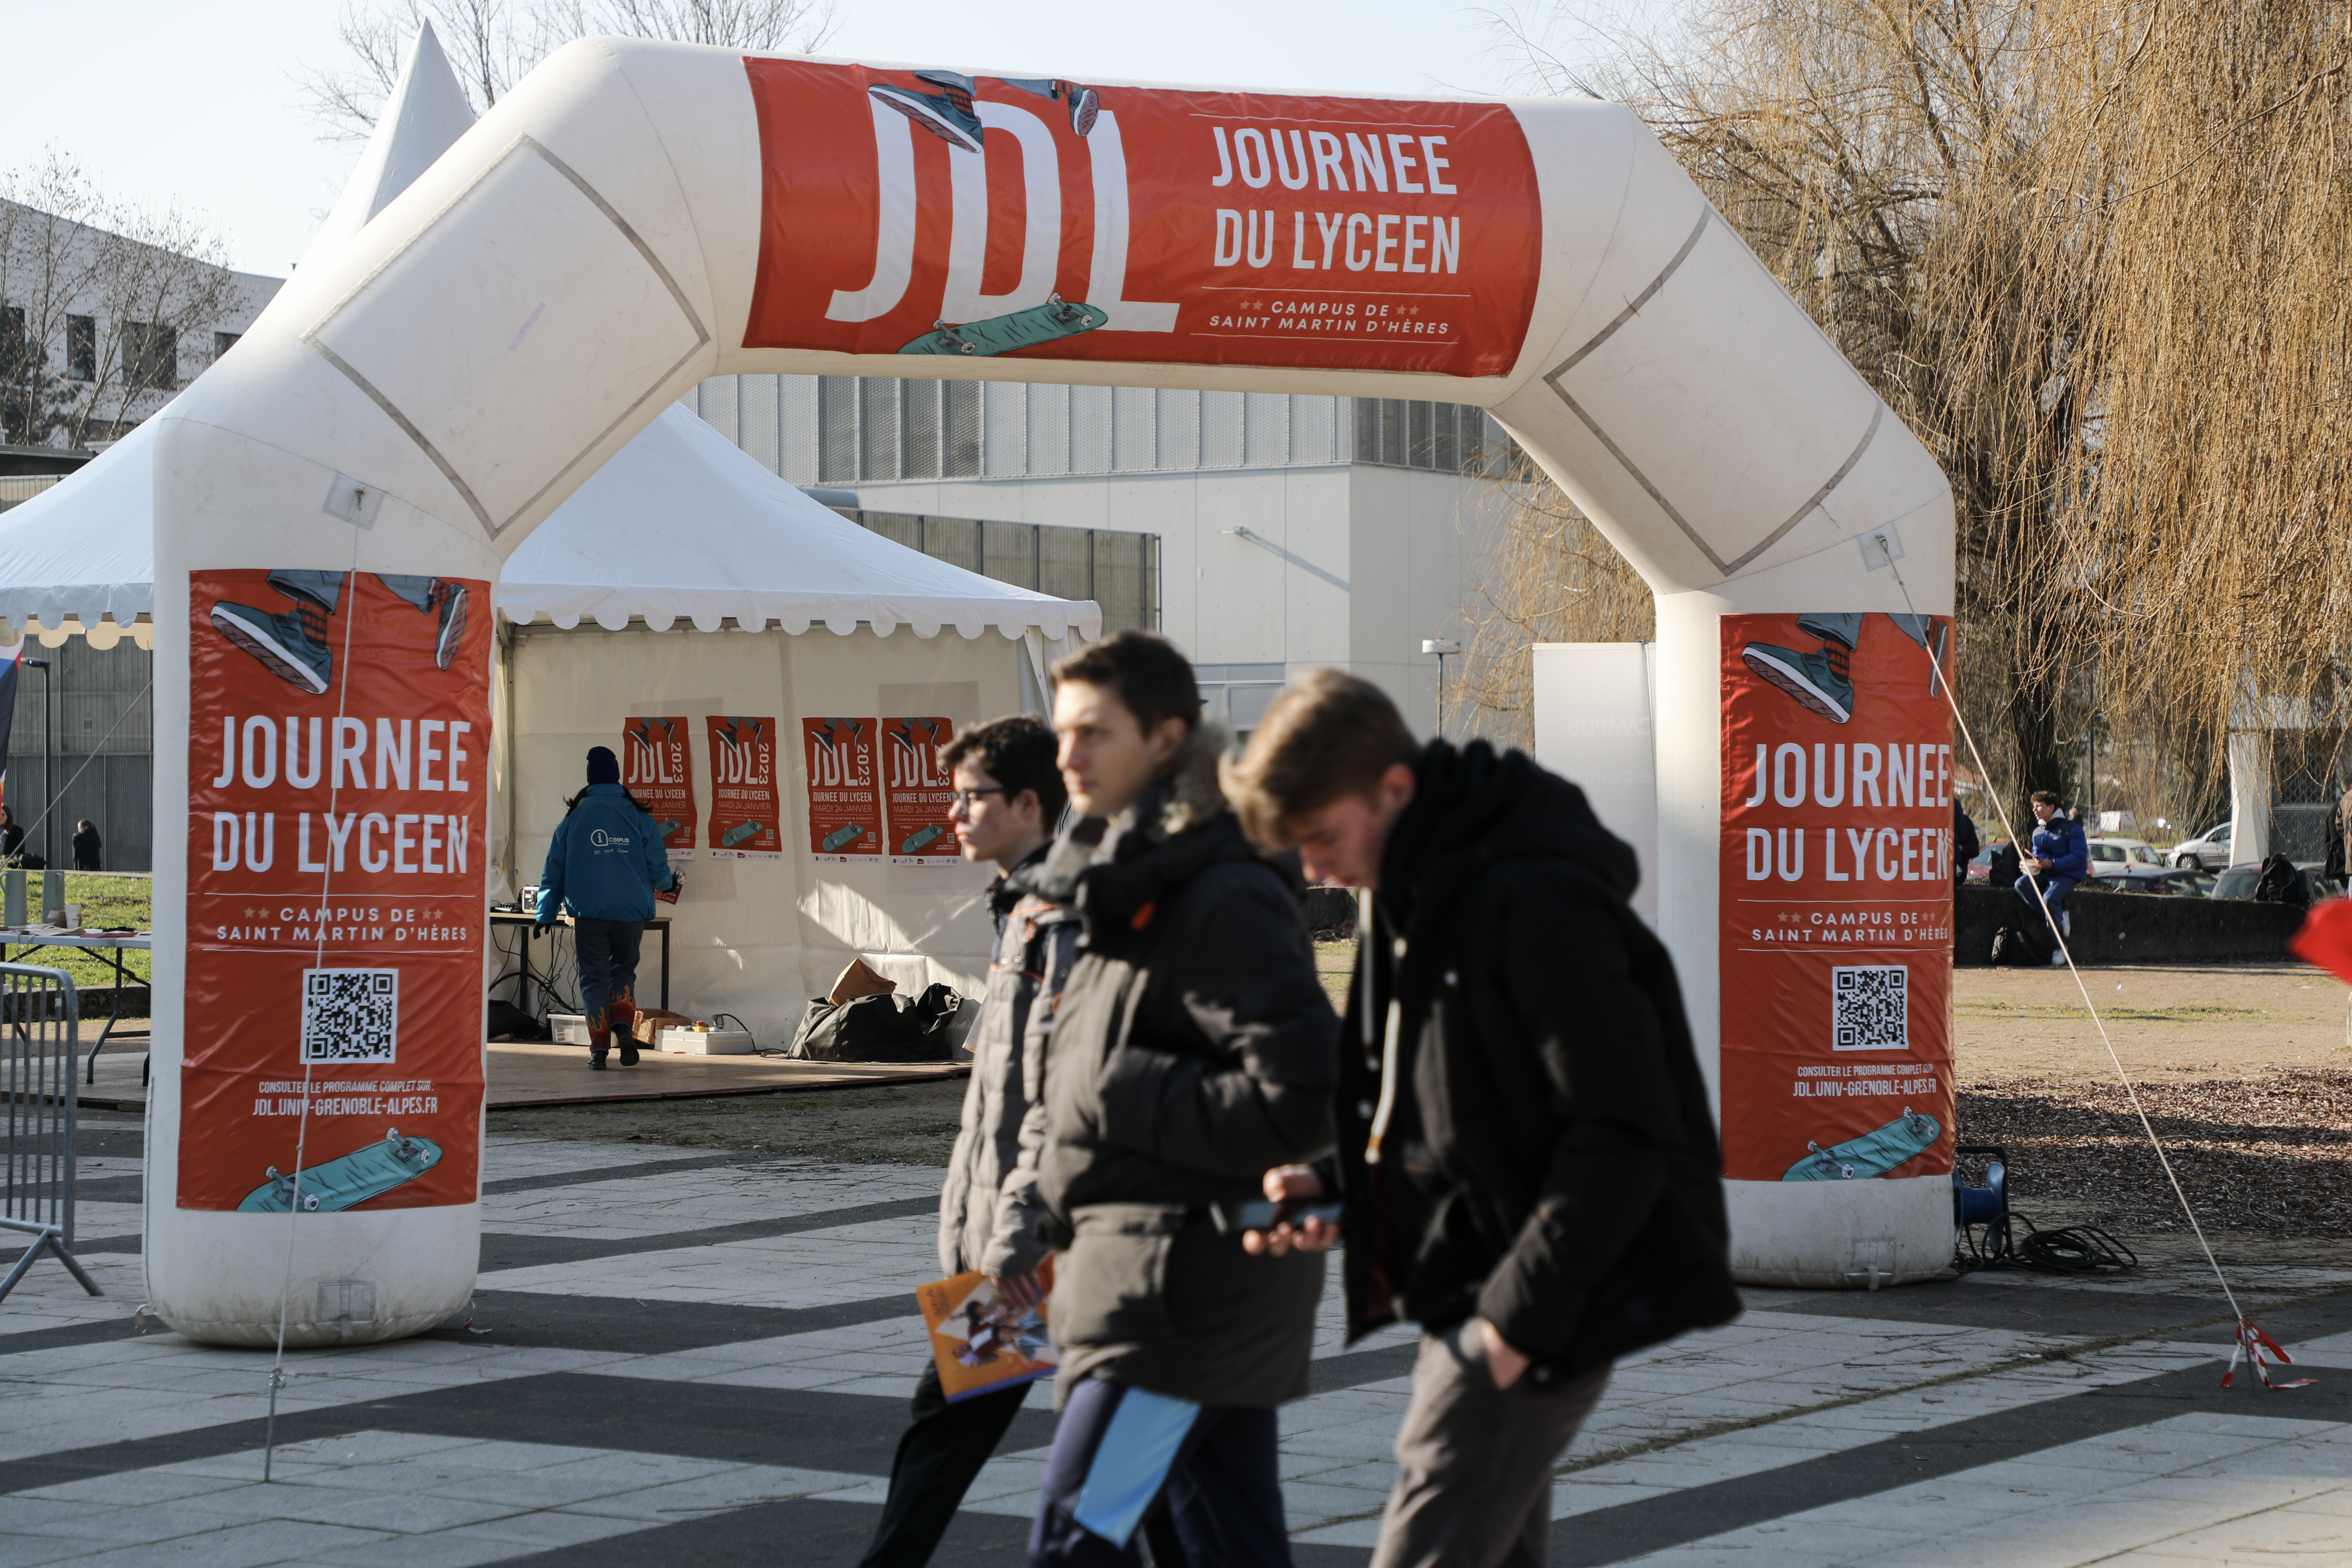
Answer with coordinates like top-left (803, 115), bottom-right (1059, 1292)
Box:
top-left (537, 746), bottom-right (679, 1069)
top-left (2016, 789), bottom-right (2087, 948)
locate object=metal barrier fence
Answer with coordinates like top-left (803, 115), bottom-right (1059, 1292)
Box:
top-left (1, 962), bottom-right (102, 1302)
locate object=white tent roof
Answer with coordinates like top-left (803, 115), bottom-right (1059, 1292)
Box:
top-left (0, 403), bottom-right (1100, 643)
top-left (0, 22), bottom-right (1098, 646)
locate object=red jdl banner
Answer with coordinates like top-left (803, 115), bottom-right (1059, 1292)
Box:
top-left (623, 715), bottom-right (696, 861)
top-left (182, 569), bottom-right (490, 1211)
top-left (1717, 612), bottom-right (1956, 1185)
top-left (705, 716), bottom-right (782, 860)
top-left (882, 716), bottom-right (959, 865)
top-left (740, 61), bottom-right (1542, 378)
top-left (804, 717), bottom-right (881, 862)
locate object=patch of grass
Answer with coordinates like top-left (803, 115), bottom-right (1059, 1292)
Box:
top-left (4, 872), bottom-right (151, 1005)
top-left (488, 1078), bottom-right (973, 1164)
top-left (1956, 1001), bottom-right (2267, 1023)
top-left (1315, 936), bottom-right (1356, 1010)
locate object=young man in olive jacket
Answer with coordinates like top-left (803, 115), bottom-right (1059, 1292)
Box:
top-left (1004, 632), bottom-right (1338, 1568)
top-left (1229, 670), bottom-right (1738, 1568)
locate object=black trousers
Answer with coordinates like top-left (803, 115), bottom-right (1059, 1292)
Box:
top-left (572, 916), bottom-right (643, 1053)
top-left (858, 1359), bottom-right (1032, 1568)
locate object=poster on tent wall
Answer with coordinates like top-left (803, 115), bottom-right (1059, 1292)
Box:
top-left (178, 569), bottom-right (490, 1212)
top-left (1716, 611), bottom-right (1956, 1188)
top-left (705, 716), bottom-right (784, 860)
top-left (738, 61), bottom-right (1543, 378)
top-left (883, 716), bottom-right (960, 865)
top-left (804, 716), bottom-right (882, 863)
top-left (623, 716), bottom-right (697, 861)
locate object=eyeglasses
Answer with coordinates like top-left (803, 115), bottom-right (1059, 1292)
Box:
top-left (949, 786), bottom-right (1010, 808)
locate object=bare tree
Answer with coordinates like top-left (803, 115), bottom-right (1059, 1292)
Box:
top-left (298, 0), bottom-right (839, 138)
top-left (0, 151), bottom-right (242, 449)
top-left (1474, 0), bottom-right (2351, 832)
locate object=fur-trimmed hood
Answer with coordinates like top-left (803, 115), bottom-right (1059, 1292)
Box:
top-left (1011, 719), bottom-right (1247, 936)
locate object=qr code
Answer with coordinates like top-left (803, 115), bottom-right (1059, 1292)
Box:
top-left (301, 969), bottom-right (399, 1064)
top-left (1832, 966), bottom-right (1907, 1052)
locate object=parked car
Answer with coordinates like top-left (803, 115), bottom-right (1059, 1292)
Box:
top-left (2089, 868), bottom-right (2215, 897)
top-left (2168, 822), bottom-right (2232, 871)
top-left (2208, 861), bottom-right (2338, 902)
top-left (2085, 837), bottom-right (2163, 878)
top-left (1964, 844), bottom-right (2012, 884)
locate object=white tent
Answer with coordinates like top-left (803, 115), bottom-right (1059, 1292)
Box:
top-left (0, 23), bottom-right (1098, 1029)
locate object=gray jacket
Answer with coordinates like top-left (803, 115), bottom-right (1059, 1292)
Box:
top-left (937, 848), bottom-right (1081, 1279)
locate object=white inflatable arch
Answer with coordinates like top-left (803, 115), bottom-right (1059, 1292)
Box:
top-left (148, 39), bottom-right (1954, 1345)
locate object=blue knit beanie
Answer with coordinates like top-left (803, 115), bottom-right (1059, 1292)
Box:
top-left (586, 746), bottom-right (620, 785)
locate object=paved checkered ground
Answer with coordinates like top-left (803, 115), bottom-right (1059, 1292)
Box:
top-left (7, 1110), bottom-right (2352, 1566)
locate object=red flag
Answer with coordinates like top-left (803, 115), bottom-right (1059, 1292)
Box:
top-left (2289, 898), bottom-right (2352, 987)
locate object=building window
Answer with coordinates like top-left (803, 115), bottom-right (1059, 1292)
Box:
top-left (66, 315), bottom-right (96, 383)
top-left (123, 322), bottom-right (178, 392)
top-left (213, 330), bottom-right (240, 360)
top-left (849, 510), bottom-right (1158, 634)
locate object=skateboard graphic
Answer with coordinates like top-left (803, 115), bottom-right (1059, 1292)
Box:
top-left (656, 819), bottom-right (682, 839)
top-left (1781, 1107), bottom-right (1940, 1181)
top-left (237, 1129), bottom-right (443, 1213)
top-left (901, 824), bottom-right (947, 854)
top-left (820, 822), bottom-right (872, 853)
top-left (901, 295), bottom-right (1106, 357)
top-left (720, 820), bottom-right (770, 848)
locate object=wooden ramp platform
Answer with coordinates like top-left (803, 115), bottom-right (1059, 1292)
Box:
top-left (74, 1030), bottom-right (964, 1113)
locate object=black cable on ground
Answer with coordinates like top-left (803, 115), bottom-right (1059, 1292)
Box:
top-left (1954, 1210), bottom-right (2138, 1275)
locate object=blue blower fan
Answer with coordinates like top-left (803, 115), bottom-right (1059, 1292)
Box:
top-left (1952, 1142), bottom-right (2012, 1266)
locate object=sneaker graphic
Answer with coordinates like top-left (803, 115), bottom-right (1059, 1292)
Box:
top-left (211, 598), bottom-right (333, 694)
top-left (1741, 641), bottom-right (1854, 724)
top-left (871, 71), bottom-right (985, 153)
top-left (426, 580), bottom-right (469, 670)
top-left (1003, 77), bottom-right (1100, 136)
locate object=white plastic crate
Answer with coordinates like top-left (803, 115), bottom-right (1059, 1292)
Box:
top-left (548, 1013), bottom-right (591, 1045)
top-left (658, 1026), bottom-right (753, 1055)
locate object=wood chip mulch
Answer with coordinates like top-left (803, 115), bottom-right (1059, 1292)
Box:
top-left (1955, 1071), bottom-right (2352, 1238)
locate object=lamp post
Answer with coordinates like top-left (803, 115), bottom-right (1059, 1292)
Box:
top-left (1421, 637), bottom-right (1460, 738)
top-left (22, 657), bottom-right (50, 868)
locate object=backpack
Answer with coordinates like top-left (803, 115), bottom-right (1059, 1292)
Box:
top-left (1988, 843), bottom-right (2021, 888)
top-left (787, 982), bottom-right (972, 1062)
top-left (2254, 852), bottom-right (2310, 909)
top-left (1989, 916), bottom-right (2050, 967)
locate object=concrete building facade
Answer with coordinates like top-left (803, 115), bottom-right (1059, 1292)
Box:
top-left (691, 374), bottom-right (1517, 736)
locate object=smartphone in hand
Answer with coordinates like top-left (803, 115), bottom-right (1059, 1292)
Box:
top-left (1211, 1199), bottom-right (1344, 1235)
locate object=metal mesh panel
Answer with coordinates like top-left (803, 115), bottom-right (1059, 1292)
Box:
top-left (901, 380), bottom-right (942, 479)
top-left (818, 376), bottom-right (858, 483)
top-left (985, 382), bottom-right (1026, 476)
top-left (737, 374), bottom-right (781, 474)
top-left (697, 375), bottom-right (739, 444)
top-left (1291, 396), bottom-right (1337, 463)
top-left (1409, 400), bottom-right (1435, 470)
top-left (1431, 402), bottom-right (1463, 474)
top-left (1111, 387), bottom-right (1155, 472)
top-left (943, 382), bottom-right (981, 477)
top-left (1354, 395), bottom-right (1381, 462)
top-left (983, 521), bottom-right (1040, 590)
top-left (1028, 384), bottom-right (1070, 475)
top-left (1040, 525), bottom-right (1094, 602)
top-left (1071, 385), bottom-right (1113, 472)
top-left (1156, 390), bottom-right (1200, 470)
top-left (1094, 531), bottom-right (1148, 634)
top-left (924, 516), bottom-right (981, 573)
top-left (859, 378), bottom-right (901, 481)
top-left (1201, 392), bottom-right (1245, 469)
top-left (1381, 399), bottom-right (1407, 467)
top-left (860, 512), bottom-right (923, 552)
top-left (1243, 393), bottom-right (1288, 467)
top-left (779, 375), bottom-right (820, 484)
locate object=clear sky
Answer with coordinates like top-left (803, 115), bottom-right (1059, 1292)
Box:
top-left (0, 0), bottom-right (1547, 280)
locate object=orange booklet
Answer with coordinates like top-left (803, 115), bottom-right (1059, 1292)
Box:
top-left (917, 1261), bottom-right (1058, 1403)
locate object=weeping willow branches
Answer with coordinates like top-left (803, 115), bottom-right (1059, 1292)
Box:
top-left (1475, 0), bottom-right (2352, 822)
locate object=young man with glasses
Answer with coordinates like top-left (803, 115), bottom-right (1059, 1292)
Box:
top-left (860, 714), bottom-right (1075, 1568)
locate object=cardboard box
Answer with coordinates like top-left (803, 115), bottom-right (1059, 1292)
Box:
top-left (631, 1007), bottom-right (691, 1044)
top-left (658, 1027), bottom-right (753, 1055)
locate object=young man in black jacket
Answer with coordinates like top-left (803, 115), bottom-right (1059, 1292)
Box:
top-left (1227, 670), bottom-right (1738, 1568)
top-left (1006, 632), bottom-right (1337, 1568)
